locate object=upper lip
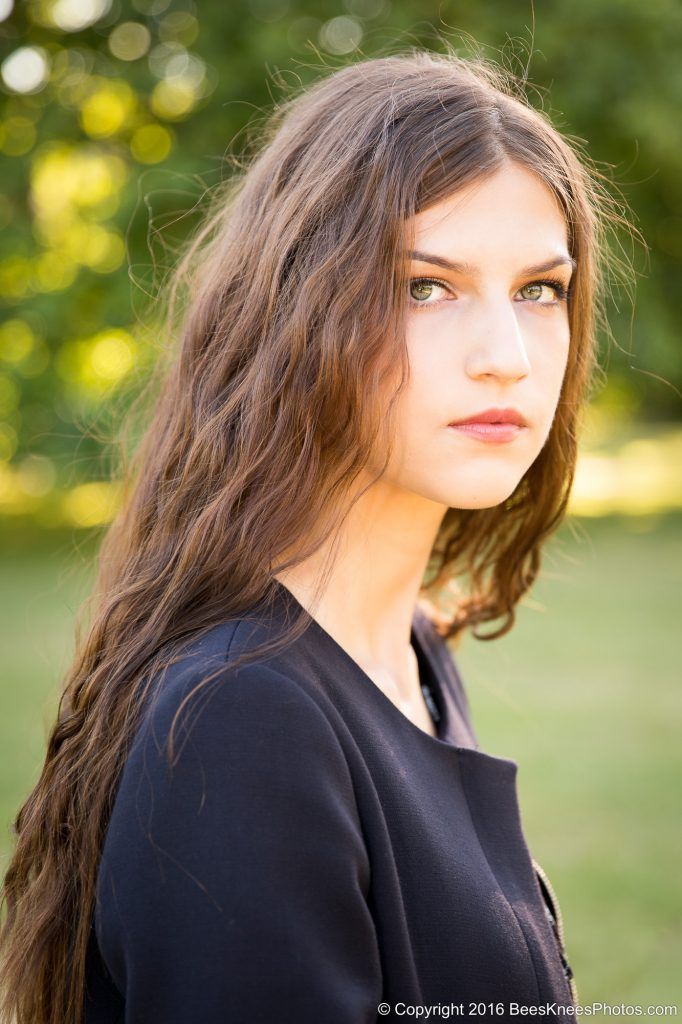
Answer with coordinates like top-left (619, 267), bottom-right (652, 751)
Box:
top-left (449, 407), bottom-right (527, 427)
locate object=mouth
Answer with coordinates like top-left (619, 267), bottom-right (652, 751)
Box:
top-left (447, 407), bottom-right (527, 444)
top-left (447, 422), bottom-right (525, 443)
top-left (449, 406), bottom-right (527, 427)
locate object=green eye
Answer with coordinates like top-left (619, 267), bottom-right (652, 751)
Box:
top-left (521, 283), bottom-right (543, 300)
top-left (409, 277), bottom-right (451, 305)
top-left (518, 279), bottom-right (569, 303)
top-left (410, 280), bottom-right (436, 302)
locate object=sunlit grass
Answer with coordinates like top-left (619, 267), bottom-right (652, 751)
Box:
top-left (569, 426), bottom-right (682, 517)
top-left (453, 512), bottom-right (682, 1008)
top-left (1, 420), bottom-right (680, 528)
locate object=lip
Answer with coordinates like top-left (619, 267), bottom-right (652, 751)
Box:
top-left (447, 407), bottom-right (527, 445)
top-left (449, 407), bottom-right (527, 427)
top-left (448, 422), bottom-right (524, 443)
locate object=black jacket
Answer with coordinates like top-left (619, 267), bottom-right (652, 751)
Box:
top-left (85, 579), bottom-right (577, 1022)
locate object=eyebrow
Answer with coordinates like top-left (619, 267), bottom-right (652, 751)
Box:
top-left (407, 249), bottom-right (577, 277)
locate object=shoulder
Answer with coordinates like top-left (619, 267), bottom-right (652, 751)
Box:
top-left (129, 616), bottom-right (353, 790)
top-left (96, 622), bottom-right (377, 1015)
top-left (102, 617), bottom-right (363, 881)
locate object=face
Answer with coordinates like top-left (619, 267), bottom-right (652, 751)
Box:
top-left (378, 159), bottom-right (574, 510)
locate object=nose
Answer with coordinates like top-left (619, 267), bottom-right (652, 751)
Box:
top-left (464, 300), bottom-right (531, 383)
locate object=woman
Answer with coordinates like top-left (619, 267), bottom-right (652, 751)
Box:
top-left (1, 48), bottom-right (634, 1023)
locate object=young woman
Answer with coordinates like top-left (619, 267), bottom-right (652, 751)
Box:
top-left (1, 48), bottom-right (633, 1023)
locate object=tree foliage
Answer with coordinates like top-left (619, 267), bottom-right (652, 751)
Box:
top-left (0, 0), bottom-right (679, 525)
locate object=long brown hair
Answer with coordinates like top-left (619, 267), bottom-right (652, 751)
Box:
top-left (1, 46), bottom-right (638, 1024)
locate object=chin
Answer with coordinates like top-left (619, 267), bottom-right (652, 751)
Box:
top-left (420, 473), bottom-right (526, 510)
top-left (452, 495), bottom-right (515, 511)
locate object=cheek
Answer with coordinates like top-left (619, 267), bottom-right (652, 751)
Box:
top-left (406, 314), bottom-right (450, 367)
top-left (391, 387), bottom-right (430, 457)
top-left (366, 343), bottom-right (435, 475)
top-left (398, 339), bottom-right (449, 436)
top-left (529, 322), bottom-right (571, 392)
top-left (536, 352), bottom-right (568, 393)
top-left (379, 367), bottom-right (439, 474)
top-left (403, 319), bottom-right (456, 400)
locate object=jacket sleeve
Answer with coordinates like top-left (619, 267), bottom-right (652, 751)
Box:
top-left (94, 657), bottom-right (383, 1023)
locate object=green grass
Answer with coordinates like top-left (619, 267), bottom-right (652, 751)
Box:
top-left (1, 516), bottom-right (680, 1010)
top-left (456, 513), bottom-right (682, 1009)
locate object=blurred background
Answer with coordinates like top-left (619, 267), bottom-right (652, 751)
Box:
top-left (1, 0), bottom-right (680, 1012)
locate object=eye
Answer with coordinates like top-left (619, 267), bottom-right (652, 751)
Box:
top-left (517, 278), bottom-right (570, 305)
top-left (408, 275), bottom-right (572, 310)
top-left (408, 277), bottom-right (453, 306)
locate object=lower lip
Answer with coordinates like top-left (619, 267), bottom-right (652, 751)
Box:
top-left (448, 422), bottom-right (525, 443)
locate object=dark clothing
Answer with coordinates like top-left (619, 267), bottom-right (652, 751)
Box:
top-left (85, 580), bottom-right (577, 1022)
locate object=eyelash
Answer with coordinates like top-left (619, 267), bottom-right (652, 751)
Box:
top-left (408, 275), bottom-right (572, 309)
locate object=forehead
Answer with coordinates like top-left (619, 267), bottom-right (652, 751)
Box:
top-left (410, 162), bottom-right (568, 262)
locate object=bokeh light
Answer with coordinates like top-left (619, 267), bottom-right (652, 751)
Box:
top-left (158, 11), bottom-right (198, 45)
top-left (61, 481), bottom-right (121, 526)
top-left (0, 319), bottom-right (36, 364)
top-left (1, 47), bottom-right (50, 94)
top-left (50, 0), bottom-right (113, 33)
top-left (0, 117), bottom-right (38, 156)
top-left (130, 123), bottom-right (173, 163)
top-left (29, 143), bottom-right (128, 281)
top-left (78, 79), bottom-right (138, 138)
top-left (55, 327), bottom-right (137, 398)
top-left (318, 16), bottom-right (363, 55)
top-left (108, 21), bottom-right (152, 61)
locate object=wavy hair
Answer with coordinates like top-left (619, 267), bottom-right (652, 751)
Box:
top-left (1, 46), bottom-right (637, 1024)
